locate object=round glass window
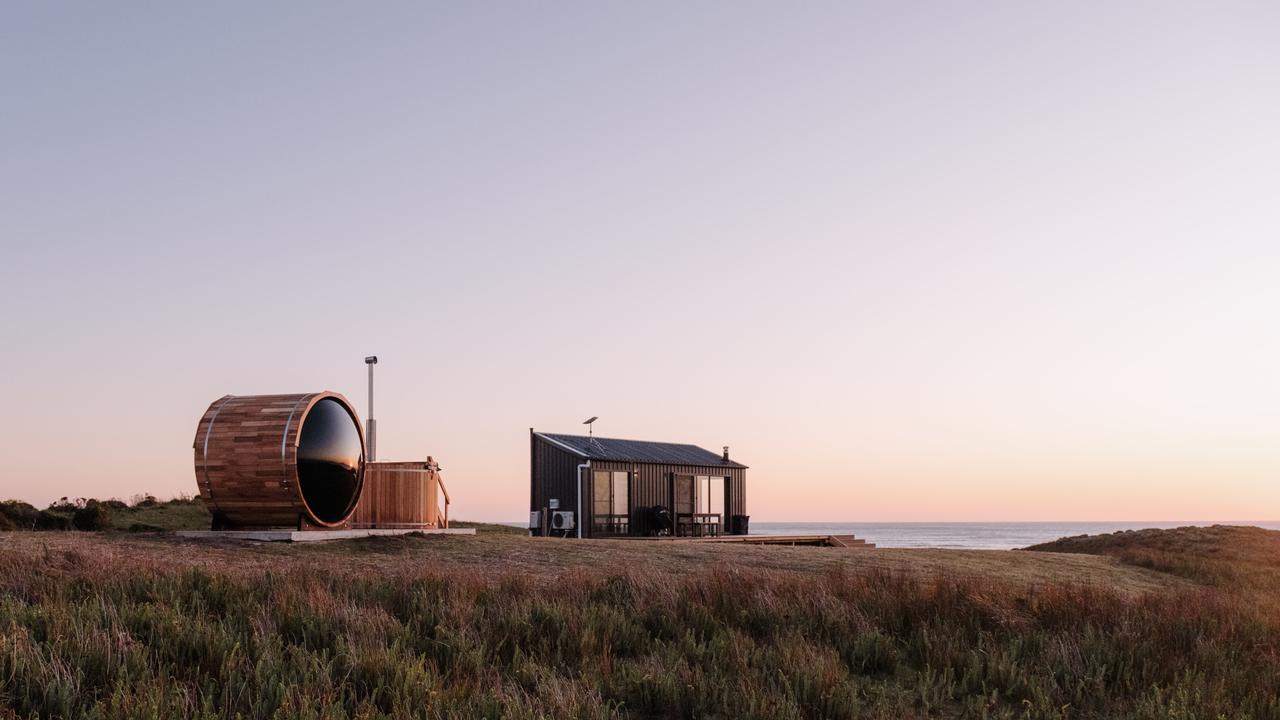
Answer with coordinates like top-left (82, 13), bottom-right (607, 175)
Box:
top-left (296, 398), bottom-right (364, 523)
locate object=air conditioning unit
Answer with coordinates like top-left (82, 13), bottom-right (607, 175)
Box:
top-left (528, 511), bottom-right (541, 530)
top-left (551, 510), bottom-right (575, 531)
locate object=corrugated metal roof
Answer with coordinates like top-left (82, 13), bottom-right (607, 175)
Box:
top-left (536, 432), bottom-right (748, 469)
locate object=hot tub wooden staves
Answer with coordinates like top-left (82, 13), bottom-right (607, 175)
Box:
top-left (350, 458), bottom-right (451, 529)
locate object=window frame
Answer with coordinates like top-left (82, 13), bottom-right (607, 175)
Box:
top-left (591, 469), bottom-right (630, 535)
top-left (694, 475), bottom-right (727, 516)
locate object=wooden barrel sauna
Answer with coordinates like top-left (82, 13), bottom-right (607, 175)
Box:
top-left (350, 458), bottom-right (450, 529)
top-left (193, 392), bottom-right (366, 529)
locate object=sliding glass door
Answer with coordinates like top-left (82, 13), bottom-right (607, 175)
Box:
top-left (592, 470), bottom-right (629, 536)
top-left (673, 474), bottom-right (727, 536)
top-left (696, 475), bottom-right (726, 534)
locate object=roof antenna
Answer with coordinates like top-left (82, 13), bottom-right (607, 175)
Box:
top-left (583, 416), bottom-right (600, 447)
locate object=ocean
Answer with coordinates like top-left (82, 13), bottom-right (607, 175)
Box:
top-left (750, 521), bottom-right (1280, 550)
top-left (507, 520), bottom-right (1280, 549)
top-left (508, 520), bottom-right (1280, 549)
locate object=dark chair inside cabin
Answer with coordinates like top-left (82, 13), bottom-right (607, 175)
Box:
top-left (647, 505), bottom-right (674, 537)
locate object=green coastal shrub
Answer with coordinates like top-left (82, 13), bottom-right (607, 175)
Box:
top-left (72, 501), bottom-right (107, 531)
top-left (0, 495), bottom-right (212, 532)
top-left (0, 501), bottom-right (40, 530)
top-left (33, 510), bottom-right (72, 531)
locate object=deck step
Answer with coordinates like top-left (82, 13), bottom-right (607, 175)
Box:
top-left (827, 535), bottom-right (875, 548)
top-left (597, 534), bottom-right (875, 548)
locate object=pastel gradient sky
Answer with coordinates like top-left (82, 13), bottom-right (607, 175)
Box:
top-left (2, 3), bottom-right (1279, 521)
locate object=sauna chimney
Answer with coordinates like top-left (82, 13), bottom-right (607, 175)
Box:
top-left (364, 356), bottom-right (378, 461)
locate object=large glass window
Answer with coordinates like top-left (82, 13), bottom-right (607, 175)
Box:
top-left (593, 471), bottom-right (629, 516)
top-left (297, 398), bottom-right (365, 524)
top-left (695, 475), bottom-right (725, 517)
top-left (612, 472), bottom-right (628, 515)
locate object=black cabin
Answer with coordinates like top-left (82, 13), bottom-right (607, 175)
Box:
top-left (529, 430), bottom-right (748, 538)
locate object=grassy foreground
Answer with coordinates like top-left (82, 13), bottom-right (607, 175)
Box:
top-left (0, 527), bottom-right (1277, 719)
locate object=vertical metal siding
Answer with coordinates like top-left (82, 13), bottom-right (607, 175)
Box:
top-left (530, 433), bottom-right (586, 518)
top-left (585, 460), bottom-right (745, 536)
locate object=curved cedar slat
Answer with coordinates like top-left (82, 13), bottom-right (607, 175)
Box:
top-left (192, 391), bottom-right (366, 529)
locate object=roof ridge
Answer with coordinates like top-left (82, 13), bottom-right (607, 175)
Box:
top-left (534, 431), bottom-right (748, 469)
top-left (544, 432), bottom-right (706, 447)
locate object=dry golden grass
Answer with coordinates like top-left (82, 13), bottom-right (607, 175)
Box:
top-left (0, 530), bottom-right (1183, 596)
top-left (3, 526), bottom-right (1278, 718)
top-left (1029, 523), bottom-right (1280, 594)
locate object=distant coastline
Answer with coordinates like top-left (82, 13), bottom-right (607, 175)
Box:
top-left (500, 520), bottom-right (1280, 549)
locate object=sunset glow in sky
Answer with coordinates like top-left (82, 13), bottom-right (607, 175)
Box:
top-left (2, 3), bottom-right (1279, 521)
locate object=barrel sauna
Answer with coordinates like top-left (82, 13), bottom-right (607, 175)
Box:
top-left (193, 392), bottom-right (366, 529)
top-left (350, 458), bottom-right (450, 529)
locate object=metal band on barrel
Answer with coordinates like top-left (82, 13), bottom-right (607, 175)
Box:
top-left (281, 395), bottom-right (310, 488)
top-left (201, 395), bottom-right (234, 502)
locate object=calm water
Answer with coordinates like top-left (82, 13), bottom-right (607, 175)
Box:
top-left (752, 521), bottom-right (1280, 550)
top-left (506, 520), bottom-right (1280, 549)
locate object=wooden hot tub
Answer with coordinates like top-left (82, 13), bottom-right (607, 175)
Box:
top-left (350, 457), bottom-right (450, 529)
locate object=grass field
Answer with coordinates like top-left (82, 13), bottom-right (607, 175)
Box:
top-left (1028, 524), bottom-right (1280, 595)
top-left (3, 520), bottom-right (1279, 718)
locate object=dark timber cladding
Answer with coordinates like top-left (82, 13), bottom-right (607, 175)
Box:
top-left (529, 430), bottom-right (748, 538)
top-left (530, 431), bottom-right (585, 517)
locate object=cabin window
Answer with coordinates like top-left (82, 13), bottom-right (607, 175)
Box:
top-left (672, 474), bottom-right (727, 536)
top-left (674, 474), bottom-right (695, 515)
top-left (592, 470), bottom-right (630, 536)
top-left (695, 475), bottom-right (726, 518)
top-left (593, 471), bottom-right (629, 517)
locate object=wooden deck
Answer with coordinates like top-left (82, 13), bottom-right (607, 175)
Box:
top-left (603, 534), bottom-right (874, 548)
top-left (176, 528), bottom-right (476, 543)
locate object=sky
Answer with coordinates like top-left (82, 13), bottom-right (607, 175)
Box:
top-left (2, 2), bottom-right (1279, 522)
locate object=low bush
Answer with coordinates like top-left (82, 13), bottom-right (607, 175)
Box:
top-left (33, 510), bottom-right (73, 531)
top-left (0, 496), bottom-right (213, 532)
top-left (0, 501), bottom-right (39, 530)
top-left (72, 502), bottom-right (108, 531)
